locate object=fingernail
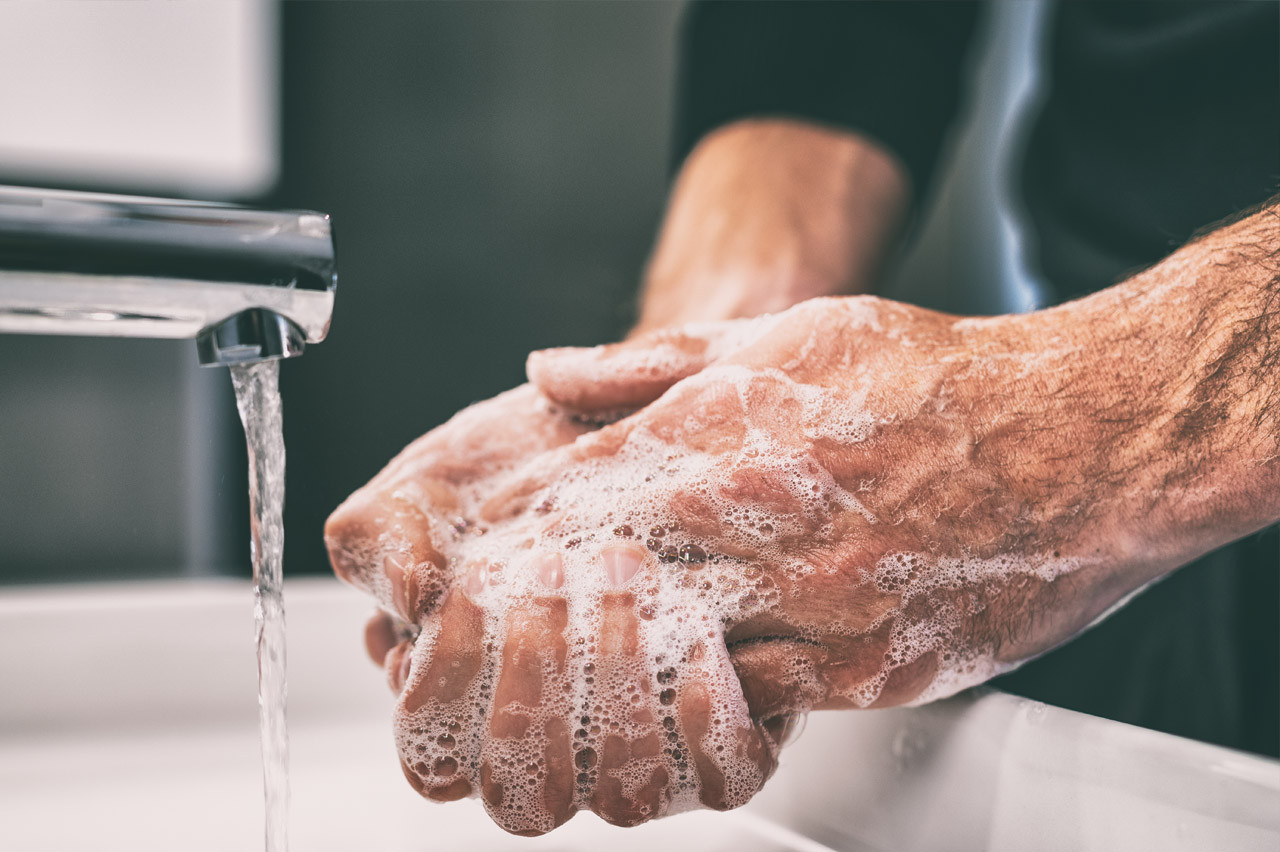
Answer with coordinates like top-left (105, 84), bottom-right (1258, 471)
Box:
top-left (533, 552), bottom-right (565, 589)
top-left (384, 553), bottom-right (410, 617)
top-left (600, 543), bottom-right (645, 587)
top-left (463, 561), bottom-right (487, 597)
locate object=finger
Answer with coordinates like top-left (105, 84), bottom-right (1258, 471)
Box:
top-left (324, 486), bottom-right (450, 623)
top-left (581, 539), bottom-right (675, 823)
top-left (588, 556), bottom-right (671, 827)
top-left (327, 385), bottom-right (591, 622)
top-left (526, 318), bottom-right (765, 415)
top-left (476, 419), bottom-right (639, 525)
top-left (395, 590), bottom-right (489, 803)
top-left (364, 611), bottom-right (399, 666)
top-left (677, 639), bottom-right (777, 812)
top-left (372, 385), bottom-right (591, 489)
top-left (478, 595), bottom-right (576, 836)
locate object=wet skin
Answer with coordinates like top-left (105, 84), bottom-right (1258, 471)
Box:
top-left (320, 234), bottom-right (1280, 835)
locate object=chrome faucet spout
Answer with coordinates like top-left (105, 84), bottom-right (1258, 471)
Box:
top-left (0, 186), bottom-right (336, 366)
top-left (196, 309), bottom-right (307, 366)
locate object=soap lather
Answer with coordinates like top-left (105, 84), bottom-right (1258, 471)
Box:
top-left (0, 185), bottom-right (336, 365)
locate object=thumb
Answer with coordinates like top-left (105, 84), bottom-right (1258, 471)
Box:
top-left (526, 317), bottom-right (768, 415)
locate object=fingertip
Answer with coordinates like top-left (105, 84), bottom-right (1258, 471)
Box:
top-left (525, 346), bottom-right (597, 407)
top-left (524, 346), bottom-right (570, 385)
top-left (527, 332), bottom-right (712, 414)
top-left (364, 612), bottom-right (399, 666)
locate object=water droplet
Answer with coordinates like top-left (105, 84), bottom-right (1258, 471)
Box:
top-left (659, 688), bottom-right (676, 705)
top-left (433, 756), bottom-right (458, 777)
top-left (657, 545), bottom-right (679, 564)
top-left (656, 667), bottom-right (676, 685)
top-left (613, 524), bottom-right (634, 538)
top-left (648, 526), bottom-right (665, 538)
top-left (645, 538), bottom-right (662, 551)
top-left (436, 733), bottom-right (455, 749)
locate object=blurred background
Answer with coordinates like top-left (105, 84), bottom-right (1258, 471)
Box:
top-left (0, 0), bottom-right (1040, 583)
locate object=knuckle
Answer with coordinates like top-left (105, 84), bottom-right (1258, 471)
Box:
top-left (323, 499), bottom-right (375, 584)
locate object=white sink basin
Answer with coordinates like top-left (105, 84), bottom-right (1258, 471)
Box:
top-left (1, 578), bottom-right (1275, 851)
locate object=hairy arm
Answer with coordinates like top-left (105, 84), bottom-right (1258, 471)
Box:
top-left (636, 118), bottom-right (910, 332)
top-left (531, 198), bottom-right (1280, 671)
top-left (325, 187), bottom-right (1277, 836)
top-left (1065, 201), bottom-right (1280, 574)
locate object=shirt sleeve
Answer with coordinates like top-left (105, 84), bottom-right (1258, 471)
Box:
top-left (673, 0), bottom-right (984, 204)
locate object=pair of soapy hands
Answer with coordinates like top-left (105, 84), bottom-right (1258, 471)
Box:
top-left (325, 294), bottom-right (1140, 835)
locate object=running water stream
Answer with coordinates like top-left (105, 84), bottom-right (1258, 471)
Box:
top-left (230, 360), bottom-right (291, 852)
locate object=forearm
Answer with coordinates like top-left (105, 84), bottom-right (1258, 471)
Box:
top-left (1002, 200), bottom-right (1280, 583)
top-left (1117, 202), bottom-right (1280, 565)
top-left (636, 118), bottom-right (909, 333)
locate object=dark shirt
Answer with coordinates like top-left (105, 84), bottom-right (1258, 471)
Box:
top-left (675, 0), bottom-right (1279, 756)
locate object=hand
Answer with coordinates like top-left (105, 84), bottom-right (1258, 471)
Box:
top-left (521, 294), bottom-right (1175, 723)
top-left (325, 384), bottom-right (593, 674)
top-left (326, 375), bottom-right (787, 834)
top-left (328, 293), bottom-right (1181, 836)
top-left (329, 200), bottom-right (1279, 837)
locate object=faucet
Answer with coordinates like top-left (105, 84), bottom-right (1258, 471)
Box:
top-left (0, 185), bottom-right (335, 365)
